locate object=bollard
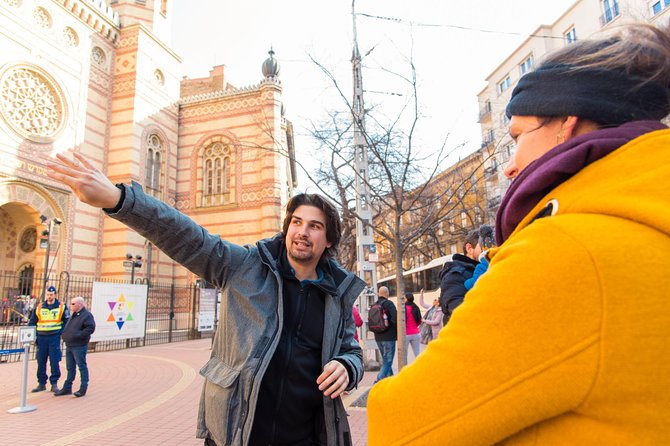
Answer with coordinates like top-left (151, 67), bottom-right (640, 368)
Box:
top-left (8, 327), bottom-right (37, 414)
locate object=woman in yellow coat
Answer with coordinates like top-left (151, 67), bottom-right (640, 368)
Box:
top-left (368, 24), bottom-right (670, 445)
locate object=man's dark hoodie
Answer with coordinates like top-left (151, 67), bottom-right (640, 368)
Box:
top-left (248, 247), bottom-right (348, 446)
top-left (438, 254), bottom-right (479, 325)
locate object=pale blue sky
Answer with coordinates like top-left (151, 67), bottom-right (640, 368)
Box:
top-left (171, 0), bottom-right (575, 188)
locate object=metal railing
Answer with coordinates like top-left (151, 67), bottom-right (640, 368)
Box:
top-left (0, 271), bottom-right (207, 363)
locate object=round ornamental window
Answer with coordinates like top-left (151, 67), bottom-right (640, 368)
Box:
top-left (154, 69), bottom-right (165, 86)
top-left (0, 64), bottom-right (67, 143)
top-left (33, 7), bottom-right (52, 28)
top-left (62, 27), bottom-right (79, 47)
top-left (20, 227), bottom-right (36, 253)
top-left (91, 47), bottom-right (106, 66)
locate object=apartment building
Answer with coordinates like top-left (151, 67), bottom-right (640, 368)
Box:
top-left (375, 149), bottom-right (489, 279)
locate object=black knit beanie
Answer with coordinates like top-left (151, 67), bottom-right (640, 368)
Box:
top-left (506, 64), bottom-right (670, 126)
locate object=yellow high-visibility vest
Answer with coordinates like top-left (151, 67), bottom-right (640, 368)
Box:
top-left (36, 302), bottom-right (65, 333)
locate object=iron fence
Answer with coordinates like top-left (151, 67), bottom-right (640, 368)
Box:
top-left (0, 271), bottom-right (209, 364)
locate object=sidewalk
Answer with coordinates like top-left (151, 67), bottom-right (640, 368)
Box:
top-left (0, 338), bottom-right (420, 446)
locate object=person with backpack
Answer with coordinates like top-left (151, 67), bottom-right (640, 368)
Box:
top-left (370, 286), bottom-right (397, 382)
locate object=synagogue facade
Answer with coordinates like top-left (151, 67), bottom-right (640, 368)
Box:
top-left (0, 0), bottom-right (296, 291)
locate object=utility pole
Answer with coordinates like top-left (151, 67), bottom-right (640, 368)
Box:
top-left (39, 217), bottom-right (62, 300)
top-left (351, 0), bottom-right (378, 361)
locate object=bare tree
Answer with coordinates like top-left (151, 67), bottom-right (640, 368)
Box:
top-left (303, 41), bottom-right (499, 369)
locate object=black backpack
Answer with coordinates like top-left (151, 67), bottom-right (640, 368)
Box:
top-left (368, 300), bottom-right (389, 333)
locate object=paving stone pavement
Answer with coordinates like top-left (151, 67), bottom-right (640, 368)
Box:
top-left (0, 338), bottom-right (422, 445)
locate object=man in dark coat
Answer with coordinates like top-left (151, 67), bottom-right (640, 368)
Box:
top-left (439, 230), bottom-right (481, 325)
top-left (55, 296), bottom-right (96, 397)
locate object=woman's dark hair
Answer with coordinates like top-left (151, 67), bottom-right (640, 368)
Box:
top-left (282, 193), bottom-right (342, 258)
top-left (405, 292), bottom-right (422, 324)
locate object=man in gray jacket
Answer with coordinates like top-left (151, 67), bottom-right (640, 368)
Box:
top-left (47, 152), bottom-right (365, 446)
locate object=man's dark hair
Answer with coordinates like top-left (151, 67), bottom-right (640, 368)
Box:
top-left (462, 229), bottom-right (480, 254)
top-left (282, 193), bottom-right (342, 258)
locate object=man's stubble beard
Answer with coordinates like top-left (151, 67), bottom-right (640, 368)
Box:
top-left (287, 247), bottom-right (315, 264)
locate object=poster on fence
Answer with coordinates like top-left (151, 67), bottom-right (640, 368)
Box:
top-left (90, 282), bottom-right (148, 342)
top-left (198, 288), bottom-right (216, 332)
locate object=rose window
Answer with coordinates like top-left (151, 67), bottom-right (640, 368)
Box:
top-left (0, 65), bottom-right (66, 142)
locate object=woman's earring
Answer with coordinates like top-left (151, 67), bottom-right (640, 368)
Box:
top-left (556, 132), bottom-right (565, 144)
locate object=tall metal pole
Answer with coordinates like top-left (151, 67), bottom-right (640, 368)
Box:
top-left (40, 220), bottom-right (53, 300)
top-left (351, 0), bottom-right (378, 354)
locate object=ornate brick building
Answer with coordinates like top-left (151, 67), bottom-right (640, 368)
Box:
top-left (0, 0), bottom-right (296, 291)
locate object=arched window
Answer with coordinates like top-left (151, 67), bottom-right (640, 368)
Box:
top-left (146, 134), bottom-right (163, 197)
top-left (202, 142), bottom-right (231, 206)
top-left (18, 264), bottom-right (35, 296)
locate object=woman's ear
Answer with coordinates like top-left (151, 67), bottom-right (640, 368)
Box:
top-left (564, 116), bottom-right (600, 140)
top-left (561, 116), bottom-right (580, 140)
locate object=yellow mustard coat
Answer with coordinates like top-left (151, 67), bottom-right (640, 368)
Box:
top-left (368, 129), bottom-right (670, 445)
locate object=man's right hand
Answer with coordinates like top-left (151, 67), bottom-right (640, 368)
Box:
top-left (46, 151), bottom-right (122, 209)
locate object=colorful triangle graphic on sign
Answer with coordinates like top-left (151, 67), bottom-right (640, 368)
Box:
top-left (128, 302), bottom-right (135, 311)
top-left (127, 313), bottom-right (134, 321)
top-left (108, 302), bottom-right (116, 311)
top-left (116, 321), bottom-right (125, 329)
top-left (107, 313), bottom-right (115, 322)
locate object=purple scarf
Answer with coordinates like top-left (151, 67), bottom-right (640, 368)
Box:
top-left (495, 120), bottom-right (667, 244)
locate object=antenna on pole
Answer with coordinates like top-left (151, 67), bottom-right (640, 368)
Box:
top-left (351, 0), bottom-right (378, 317)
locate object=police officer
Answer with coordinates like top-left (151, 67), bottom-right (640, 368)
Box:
top-left (29, 286), bottom-right (69, 392)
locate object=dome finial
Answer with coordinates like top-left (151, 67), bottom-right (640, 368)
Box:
top-left (262, 47), bottom-right (280, 79)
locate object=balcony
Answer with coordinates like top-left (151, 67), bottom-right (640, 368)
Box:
top-left (481, 135), bottom-right (495, 149)
top-left (478, 102), bottom-right (492, 122)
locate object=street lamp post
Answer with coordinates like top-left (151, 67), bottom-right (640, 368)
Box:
top-left (39, 216), bottom-right (62, 299)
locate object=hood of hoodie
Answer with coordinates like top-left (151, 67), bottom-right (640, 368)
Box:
top-left (504, 127), bottom-right (670, 243)
top-left (438, 254), bottom-right (479, 279)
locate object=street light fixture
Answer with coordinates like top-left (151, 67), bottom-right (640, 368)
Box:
top-left (123, 253), bottom-right (143, 283)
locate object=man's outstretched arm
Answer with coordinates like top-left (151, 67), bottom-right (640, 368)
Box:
top-left (45, 151), bottom-right (250, 289)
